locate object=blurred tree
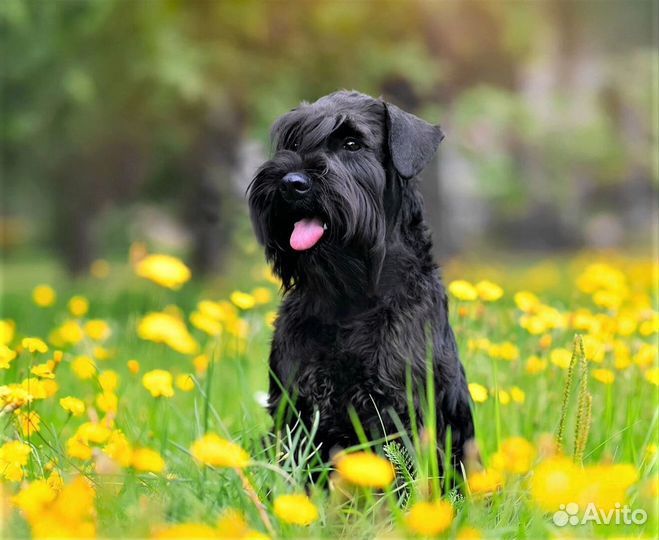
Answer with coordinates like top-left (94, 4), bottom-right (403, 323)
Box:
top-left (1, 0), bottom-right (441, 274)
top-left (1, 0), bottom-right (656, 272)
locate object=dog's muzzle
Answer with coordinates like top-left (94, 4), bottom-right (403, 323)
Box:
top-left (278, 172), bottom-right (327, 251)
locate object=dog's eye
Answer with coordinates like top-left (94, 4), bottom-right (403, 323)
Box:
top-left (290, 141), bottom-right (299, 151)
top-left (343, 138), bottom-right (362, 152)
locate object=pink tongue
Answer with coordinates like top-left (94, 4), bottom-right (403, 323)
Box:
top-left (290, 218), bottom-right (325, 251)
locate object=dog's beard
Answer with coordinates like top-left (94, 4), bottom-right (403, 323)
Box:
top-left (248, 151), bottom-right (387, 303)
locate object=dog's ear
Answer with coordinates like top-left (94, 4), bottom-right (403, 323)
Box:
top-left (384, 102), bottom-right (445, 180)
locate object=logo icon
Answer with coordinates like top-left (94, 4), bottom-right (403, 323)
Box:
top-left (553, 503), bottom-right (580, 527)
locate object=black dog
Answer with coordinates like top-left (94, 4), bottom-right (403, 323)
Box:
top-left (248, 90), bottom-right (474, 475)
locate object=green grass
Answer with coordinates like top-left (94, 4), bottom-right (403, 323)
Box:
top-left (1, 251), bottom-right (657, 539)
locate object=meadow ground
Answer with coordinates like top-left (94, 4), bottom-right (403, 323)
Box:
top-left (1, 249), bottom-right (657, 539)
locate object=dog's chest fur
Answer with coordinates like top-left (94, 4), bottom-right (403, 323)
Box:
top-left (268, 250), bottom-right (440, 449)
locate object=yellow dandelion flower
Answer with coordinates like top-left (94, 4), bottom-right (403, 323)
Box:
top-left (31, 359), bottom-right (56, 379)
top-left (21, 337), bottom-right (48, 354)
top-left (582, 334), bottom-right (604, 363)
top-left (634, 343), bottom-right (657, 368)
top-left (16, 410), bottom-right (40, 437)
top-left (334, 451), bottom-right (395, 488)
top-left (592, 368), bottom-right (615, 385)
top-left (593, 289), bottom-right (624, 310)
top-left (201, 300), bottom-right (238, 322)
top-left (21, 476), bottom-right (97, 539)
top-left (578, 463), bottom-right (638, 511)
top-left (13, 479), bottom-right (56, 519)
top-left (103, 430), bottom-right (133, 468)
top-left (550, 348), bottom-right (572, 369)
top-left (135, 253), bottom-right (191, 290)
top-left (193, 354), bottom-right (210, 376)
top-left (491, 436), bottom-right (535, 474)
top-left (93, 346), bottom-right (113, 361)
top-left (96, 391), bottom-right (118, 414)
top-left (468, 337), bottom-right (491, 353)
top-left (32, 284), bottom-right (56, 307)
top-left (252, 287), bottom-right (273, 305)
top-left (76, 422), bottom-right (111, 445)
top-left (190, 433), bottom-right (250, 468)
top-left (230, 291), bottom-right (256, 310)
top-left (0, 344), bottom-right (17, 369)
top-left (615, 311), bottom-right (637, 335)
top-left (639, 313), bottom-right (658, 336)
top-left (405, 500), bottom-right (453, 536)
top-left (127, 359), bottom-right (140, 374)
top-left (42, 378), bottom-right (58, 398)
top-left (142, 369), bottom-right (174, 398)
top-left (84, 319), bottom-right (111, 341)
top-left (510, 386), bottom-right (526, 404)
top-left (519, 314), bottom-right (548, 335)
top-left (19, 377), bottom-right (48, 399)
top-left (1, 384), bottom-right (33, 410)
top-left (152, 523), bottom-right (218, 539)
top-left (530, 456), bottom-right (585, 512)
top-left (226, 318), bottom-right (249, 340)
top-left (475, 280), bottom-right (504, 302)
top-left (468, 383), bottom-right (488, 403)
top-left (68, 295), bottom-right (89, 318)
top-left (66, 437), bottom-right (92, 461)
top-left (525, 355), bottom-right (547, 375)
top-left (71, 355), bottom-right (97, 380)
top-left (577, 263), bottom-right (627, 295)
top-left (1, 319), bottom-right (16, 346)
top-left (197, 300), bottom-right (224, 320)
top-left (59, 396), bottom-right (85, 417)
top-left (448, 280), bottom-right (478, 301)
top-left (274, 494), bottom-right (319, 525)
top-left (539, 333), bottom-right (553, 349)
top-left (47, 470), bottom-right (64, 492)
top-left (216, 509), bottom-right (250, 539)
top-left (497, 390), bottom-right (511, 405)
top-left (131, 447), bottom-right (166, 473)
top-left (514, 291), bottom-right (540, 312)
top-left (645, 367), bottom-right (659, 386)
top-left (190, 311), bottom-right (222, 336)
top-left (613, 340), bottom-right (632, 370)
top-left (175, 373), bottom-right (195, 392)
top-left (52, 319), bottom-right (84, 346)
top-left (0, 440), bottom-right (32, 481)
top-left (137, 312), bottom-right (199, 355)
top-left (98, 370), bottom-right (119, 392)
top-left (467, 468), bottom-right (503, 496)
top-left (457, 526), bottom-right (483, 539)
top-left (488, 341), bottom-right (519, 361)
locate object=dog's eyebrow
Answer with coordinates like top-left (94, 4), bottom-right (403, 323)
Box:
top-left (330, 116), bottom-right (369, 140)
top-left (272, 111), bottom-right (371, 151)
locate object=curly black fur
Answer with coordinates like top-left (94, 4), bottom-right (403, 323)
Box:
top-left (248, 90), bottom-right (474, 473)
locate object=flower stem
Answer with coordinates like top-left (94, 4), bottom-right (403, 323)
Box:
top-left (235, 467), bottom-right (275, 537)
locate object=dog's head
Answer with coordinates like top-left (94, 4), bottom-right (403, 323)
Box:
top-left (248, 90), bottom-right (443, 297)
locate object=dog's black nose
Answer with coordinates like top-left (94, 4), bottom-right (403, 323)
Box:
top-left (280, 172), bottom-right (310, 199)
